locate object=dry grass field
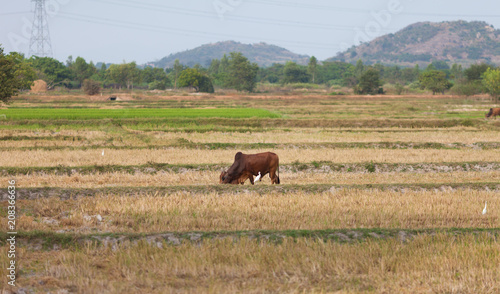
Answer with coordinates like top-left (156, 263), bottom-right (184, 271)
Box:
top-left (1, 234), bottom-right (499, 293)
top-left (1, 148), bottom-right (499, 167)
top-left (1, 92), bottom-right (500, 293)
top-left (2, 170), bottom-right (499, 188)
top-left (9, 189), bottom-right (499, 233)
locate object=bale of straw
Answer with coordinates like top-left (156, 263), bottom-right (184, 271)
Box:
top-left (31, 80), bottom-right (48, 93)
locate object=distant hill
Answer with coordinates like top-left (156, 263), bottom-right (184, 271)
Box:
top-left (149, 41), bottom-right (310, 68)
top-left (329, 21), bottom-right (500, 67)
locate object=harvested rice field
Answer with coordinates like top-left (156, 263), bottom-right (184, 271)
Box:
top-left (1, 93), bottom-right (500, 293)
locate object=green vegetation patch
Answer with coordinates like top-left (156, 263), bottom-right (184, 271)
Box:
top-left (1, 118), bottom-right (496, 132)
top-left (12, 182), bottom-right (500, 200)
top-left (2, 161), bottom-right (500, 176)
top-left (0, 108), bottom-right (281, 120)
top-left (3, 141), bottom-right (500, 151)
top-left (2, 228), bottom-right (499, 249)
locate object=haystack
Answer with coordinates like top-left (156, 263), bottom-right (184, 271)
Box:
top-left (31, 80), bottom-right (48, 93)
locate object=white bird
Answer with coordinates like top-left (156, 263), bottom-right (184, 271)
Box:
top-left (102, 150), bottom-right (105, 156)
top-left (255, 172), bottom-right (261, 182)
top-left (482, 201), bottom-right (487, 215)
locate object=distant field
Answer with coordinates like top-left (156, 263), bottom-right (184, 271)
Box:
top-left (0, 108), bottom-right (281, 120)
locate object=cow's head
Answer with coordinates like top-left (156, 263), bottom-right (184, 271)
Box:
top-left (486, 108), bottom-right (493, 118)
top-left (220, 170), bottom-right (240, 184)
top-left (219, 171), bottom-right (228, 184)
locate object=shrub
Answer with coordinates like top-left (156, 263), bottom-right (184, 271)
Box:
top-left (82, 79), bottom-right (101, 95)
top-left (357, 69), bottom-right (382, 94)
top-left (148, 80), bottom-right (167, 90)
top-left (450, 81), bottom-right (483, 96)
top-left (395, 83), bottom-right (405, 95)
top-left (199, 76), bottom-right (215, 93)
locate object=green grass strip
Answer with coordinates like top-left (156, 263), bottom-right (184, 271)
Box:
top-left (0, 118), bottom-right (498, 131)
top-left (0, 108), bottom-right (281, 120)
top-left (1, 161), bottom-right (499, 176)
top-left (1, 141), bottom-right (500, 151)
top-left (9, 183), bottom-right (500, 200)
top-left (2, 228), bottom-right (499, 249)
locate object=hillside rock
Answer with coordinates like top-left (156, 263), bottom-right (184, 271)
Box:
top-left (329, 20), bottom-right (500, 66)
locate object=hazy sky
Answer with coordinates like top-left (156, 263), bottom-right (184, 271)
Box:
top-left (1, 0), bottom-right (499, 65)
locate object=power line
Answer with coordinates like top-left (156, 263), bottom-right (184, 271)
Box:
top-left (90, 0), bottom-right (398, 32)
top-left (247, 0), bottom-right (500, 18)
top-left (0, 11), bottom-right (31, 16)
top-left (57, 11), bottom-right (341, 51)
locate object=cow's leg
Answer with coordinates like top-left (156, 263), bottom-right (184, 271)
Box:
top-left (269, 168), bottom-right (277, 184)
top-left (249, 174), bottom-right (255, 185)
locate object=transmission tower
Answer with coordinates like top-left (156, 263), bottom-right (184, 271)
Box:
top-left (29, 0), bottom-right (53, 57)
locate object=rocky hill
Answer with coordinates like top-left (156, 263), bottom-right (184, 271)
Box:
top-left (329, 21), bottom-right (500, 66)
top-left (149, 41), bottom-right (310, 68)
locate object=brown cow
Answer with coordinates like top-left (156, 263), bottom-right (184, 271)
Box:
top-left (220, 152), bottom-right (280, 185)
top-left (486, 108), bottom-right (500, 119)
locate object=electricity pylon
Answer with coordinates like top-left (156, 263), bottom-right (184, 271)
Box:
top-left (28, 0), bottom-right (53, 57)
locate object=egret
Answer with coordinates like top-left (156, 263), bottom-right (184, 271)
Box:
top-left (102, 150), bottom-right (105, 156)
top-left (255, 172), bottom-right (261, 182)
top-left (482, 201), bottom-right (487, 215)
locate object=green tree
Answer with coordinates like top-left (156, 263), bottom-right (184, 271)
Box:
top-left (208, 57), bottom-right (230, 87)
top-left (29, 56), bottom-right (71, 87)
top-left (357, 68), bottom-right (382, 94)
top-left (430, 60), bottom-right (450, 70)
top-left (90, 63), bottom-right (109, 84)
top-left (257, 63), bottom-right (284, 84)
top-left (426, 63), bottom-right (436, 71)
top-left (308, 56), bottom-right (318, 83)
top-left (450, 63), bottom-right (463, 80)
top-left (0, 50), bottom-right (17, 102)
top-left (354, 59), bottom-right (364, 78)
top-left (7, 52), bottom-right (37, 91)
top-left (451, 79), bottom-right (483, 97)
top-left (464, 63), bottom-right (491, 81)
top-left (178, 68), bottom-right (214, 93)
top-left (208, 59), bottom-right (223, 86)
top-left (107, 62), bottom-right (141, 90)
top-left (384, 65), bottom-right (402, 84)
top-left (70, 57), bottom-right (97, 86)
top-left (208, 59), bottom-right (220, 75)
top-left (0, 47), bottom-right (36, 102)
top-left (142, 67), bottom-right (170, 90)
top-left (482, 68), bottom-right (500, 99)
top-left (283, 61), bottom-right (310, 84)
top-left (173, 59), bottom-right (183, 89)
top-left (313, 61), bottom-right (354, 86)
top-left (225, 52), bottom-right (259, 92)
top-left (413, 64), bottom-right (420, 79)
top-left (419, 70), bottom-right (453, 94)
top-left (401, 67), bottom-right (419, 84)
top-left (198, 75), bottom-right (214, 93)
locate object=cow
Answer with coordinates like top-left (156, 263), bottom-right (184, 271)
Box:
top-left (220, 152), bottom-right (280, 185)
top-left (486, 108), bottom-right (500, 119)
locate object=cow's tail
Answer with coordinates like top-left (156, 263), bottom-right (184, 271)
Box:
top-left (276, 165), bottom-right (280, 184)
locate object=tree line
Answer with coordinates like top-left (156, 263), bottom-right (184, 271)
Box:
top-left (1, 43), bottom-right (500, 103)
